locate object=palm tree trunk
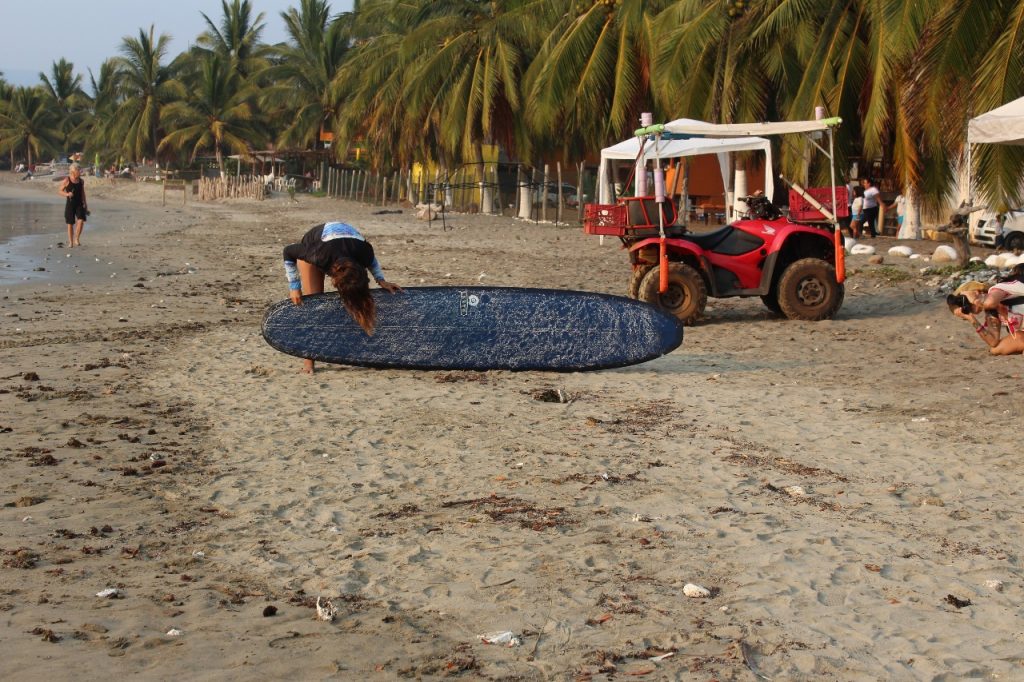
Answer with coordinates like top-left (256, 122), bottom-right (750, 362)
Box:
top-left (216, 148), bottom-right (225, 178)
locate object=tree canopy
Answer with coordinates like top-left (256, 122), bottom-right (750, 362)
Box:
top-left (1, 0), bottom-right (1022, 209)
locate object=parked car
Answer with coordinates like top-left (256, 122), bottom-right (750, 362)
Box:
top-left (974, 208), bottom-right (1024, 250)
top-left (534, 183), bottom-right (586, 207)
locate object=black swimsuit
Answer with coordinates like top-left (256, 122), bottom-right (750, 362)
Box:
top-left (64, 178), bottom-right (86, 223)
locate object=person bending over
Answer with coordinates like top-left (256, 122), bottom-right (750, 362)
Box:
top-left (948, 264), bottom-right (1024, 355)
top-left (283, 221), bottom-right (402, 373)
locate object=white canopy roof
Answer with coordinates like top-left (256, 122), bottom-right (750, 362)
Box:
top-left (661, 118), bottom-right (839, 137)
top-left (598, 125), bottom-right (773, 204)
top-left (968, 96), bottom-right (1024, 145)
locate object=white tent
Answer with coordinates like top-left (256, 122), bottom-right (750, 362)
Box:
top-left (968, 96), bottom-right (1024, 145)
top-left (965, 96), bottom-right (1024, 238)
top-left (598, 131), bottom-right (773, 205)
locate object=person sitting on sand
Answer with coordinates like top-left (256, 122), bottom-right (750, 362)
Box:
top-left (948, 264), bottom-right (1024, 355)
top-left (59, 163), bottom-right (88, 247)
top-left (283, 221), bottom-right (403, 373)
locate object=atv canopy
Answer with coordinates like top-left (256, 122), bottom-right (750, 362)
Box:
top-left (597, 124), bottom-right (773, 205)
top-left (658, 118), bottom-right (841, 138)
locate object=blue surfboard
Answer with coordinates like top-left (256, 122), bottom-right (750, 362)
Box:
top-left (261, 287), bottom-right (683, 371)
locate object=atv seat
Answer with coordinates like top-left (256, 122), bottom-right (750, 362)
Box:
top-left (685, 225), bottom-right (733, 250)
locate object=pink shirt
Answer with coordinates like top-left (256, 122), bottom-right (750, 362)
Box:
top-left (990, 280), bottom-right (1024, 334)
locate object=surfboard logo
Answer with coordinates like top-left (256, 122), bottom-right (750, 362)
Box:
top-left (459, 291), bottom-right (472, 315)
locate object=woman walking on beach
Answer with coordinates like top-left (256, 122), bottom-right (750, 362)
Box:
top-left (283, 221), bottom-right (402, 374)
top-left (60, 163), bottom-right (88, 247)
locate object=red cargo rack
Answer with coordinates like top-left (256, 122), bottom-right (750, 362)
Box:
top-left (788, 186), bottom-right (849, 222)
top-left (583, 197), bottom-right (679, 236)
top-left (583, 203), bottom-right (629, 236)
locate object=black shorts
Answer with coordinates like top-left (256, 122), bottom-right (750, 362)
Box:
top-left (65, 204), bottom-right (87, 223)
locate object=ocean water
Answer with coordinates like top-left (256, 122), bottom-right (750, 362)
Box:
top-left (0, 184), bottom-right (138, 288)
top-left (0, 188), bottom-right (67, 247)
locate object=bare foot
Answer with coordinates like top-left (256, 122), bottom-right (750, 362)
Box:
top-left (300, 360), bottom-right (315, 374)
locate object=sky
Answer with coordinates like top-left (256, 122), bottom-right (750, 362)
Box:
top-left (0, 0), bottom-right (355, 87)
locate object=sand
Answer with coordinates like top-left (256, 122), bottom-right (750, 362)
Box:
top-left (1, 172), bottom-right (1021, 680)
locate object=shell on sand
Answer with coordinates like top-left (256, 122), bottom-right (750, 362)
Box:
top-left (850, 244), bottom-right (875, 255)
top-left (683, 583), bottom-right (711, 598)
top-left (888, 246), bottom-right (914, 257)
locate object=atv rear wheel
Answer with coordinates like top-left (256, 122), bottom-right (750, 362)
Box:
top-left (776, 258), bottom-right (844, 320)
top-left (638, 262), bottom-right (707, 325)
top-left (628, 265), bottom-right (654, 299)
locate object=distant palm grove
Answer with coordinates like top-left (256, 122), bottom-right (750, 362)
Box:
top-left (1, 0), bottom-right (1023, 211)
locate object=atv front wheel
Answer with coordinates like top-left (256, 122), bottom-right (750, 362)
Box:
top-left (638, 263), bottom-right (707, 325)
top-left (628, 265), bottom-right (654, 299)
top-left (776, 258), bottom-right (844, 320)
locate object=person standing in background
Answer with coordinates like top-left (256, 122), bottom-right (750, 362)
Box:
top-left (887, 192), bottom-right (906, 236)
top-left (850, 186), bottom-right (865, 238)
top-left (60, 163), bottom-right (88, 247)
top-left (860, 177), bottom-right (880, 238)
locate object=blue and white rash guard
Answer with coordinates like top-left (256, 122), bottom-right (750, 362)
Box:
top-left (282, 222), bottom-right (386, 290)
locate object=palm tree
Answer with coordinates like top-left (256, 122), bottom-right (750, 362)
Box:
top-left (158, 53), bottom-right (264, 174)
top-left (941, 0), bottom-right (1024, 208)
top-left (109, 25), bottom-right (184, 161)
top-left (261, 0), bottom-right (352, 152)
top-left (333, 0), bottom-right (420, 168)
top-left (78, 59), bottom-right (121, 162)
top-left (39, 58), bottom-right (89, 151)
top-left (396, 0), bottom-right (538, 172)
top-left (196, 0), bottom-right (271, 77)
top-left (740, 0), bottom-right (1020, 212)
top-left (0, 86), bottom-right (62, 166)
top-left (0, 75), bottom-right (12, 167)
top-left (522, 0), bottom-right (672, 154)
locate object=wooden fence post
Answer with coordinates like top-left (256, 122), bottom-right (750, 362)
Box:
top-left (541, 164), bottom-right (549, 223)
top-left (556, 162), bottom-right (564, 224)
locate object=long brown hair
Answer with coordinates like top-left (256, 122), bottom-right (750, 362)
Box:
top-left (329, 260), bottom-right (376, 335)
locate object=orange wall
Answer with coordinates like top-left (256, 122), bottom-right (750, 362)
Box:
top-left (664, 155), bottom-right (766, 200)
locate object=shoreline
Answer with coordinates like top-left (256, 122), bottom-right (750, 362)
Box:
top-left (1, 179), bottom-right (1021, 679)
top-left (0, 179), bottom-right (190, 289)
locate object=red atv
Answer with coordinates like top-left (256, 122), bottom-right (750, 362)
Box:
top-left (584, 191), bottom-right (846, 324)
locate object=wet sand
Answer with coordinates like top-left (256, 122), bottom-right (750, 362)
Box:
top-left (1, 172), bottom-right (1021, 680)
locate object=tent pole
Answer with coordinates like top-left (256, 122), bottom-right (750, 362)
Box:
top-left (966, 142), bottom-right (973, 203)
top-left (828, 127), bottom-right (837, 230)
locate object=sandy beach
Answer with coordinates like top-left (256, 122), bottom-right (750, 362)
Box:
top-left (1, 173), bottom-right (1021, 680)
